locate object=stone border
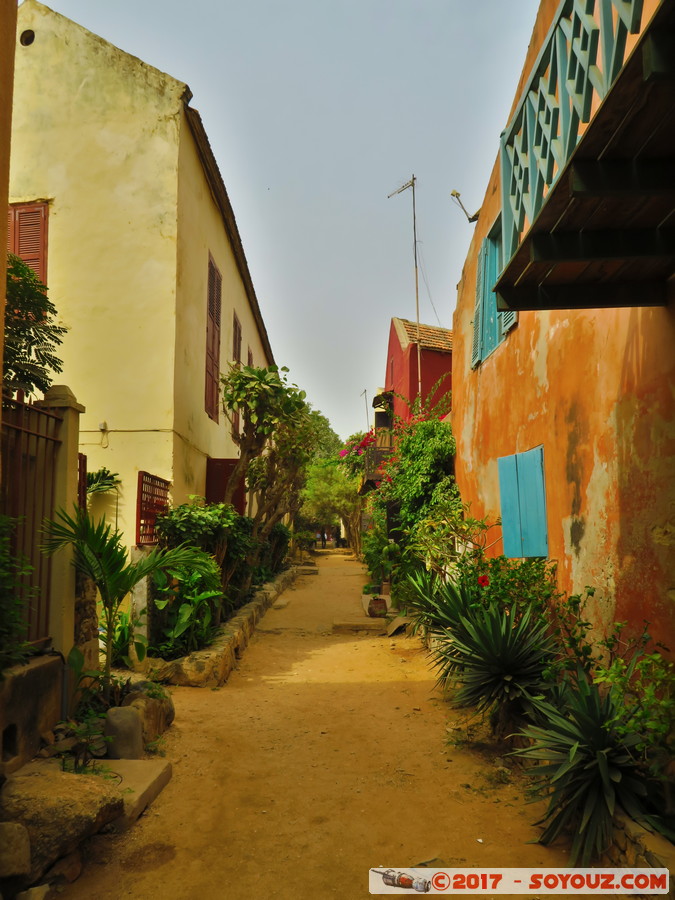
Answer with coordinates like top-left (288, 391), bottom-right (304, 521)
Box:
top-left (144, 567), bottom-right (298, 688)
top-left (601, 812), bottom-right (675, 898)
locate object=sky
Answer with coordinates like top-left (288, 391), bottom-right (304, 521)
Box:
top-left (36, 0), bottom-right (540, 440)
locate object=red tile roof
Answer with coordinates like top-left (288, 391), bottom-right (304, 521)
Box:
top-left (394, 318), bottom-right (453, 352)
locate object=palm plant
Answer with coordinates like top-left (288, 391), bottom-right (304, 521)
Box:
top-left (512, 677), bottom-right (652, 865)
top-left (44, 507), bottom-right (216, 700)
top-left (433, 603), bottom-right (556, 737)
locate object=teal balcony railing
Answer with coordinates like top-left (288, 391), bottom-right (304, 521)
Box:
top-left (500, 0), bottom-right (645, 265)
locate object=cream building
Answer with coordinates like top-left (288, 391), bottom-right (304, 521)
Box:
top-left (9, 1), bottom-right (274, 546)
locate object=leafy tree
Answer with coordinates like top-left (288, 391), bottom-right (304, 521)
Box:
top-left (4, 253), bottom-right (67, 396)
top-left (301, 459), bottom-right (362, 554)
top-left (220, 364), bottom-right (307, 504)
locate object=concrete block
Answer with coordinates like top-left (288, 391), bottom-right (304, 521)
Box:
top-left (105, 759), bottom-right (172, 830)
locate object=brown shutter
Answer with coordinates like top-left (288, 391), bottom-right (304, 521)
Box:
top-left (205, 458), bottom-right (246, 514)
top-left (232, 312), bottom-right (242, 363)
top-left (8, 203), bottom-right (48, 283)
top-left (205, 256), bottom-right (222, 421)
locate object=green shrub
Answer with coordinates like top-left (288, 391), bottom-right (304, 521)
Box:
top-left (149, 554), bottom-right (223, 660)
top-left (433, 603), bottom-right (556, 737)
top-left (513, 678), bottom-right (660, 865)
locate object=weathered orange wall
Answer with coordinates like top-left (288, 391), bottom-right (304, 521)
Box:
top-left (451, 0), bottom-right (674, 652)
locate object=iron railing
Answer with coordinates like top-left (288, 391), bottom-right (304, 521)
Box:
top-left (500, 0), bottom-right (645, 264)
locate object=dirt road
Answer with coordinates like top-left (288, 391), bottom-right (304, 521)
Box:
top-left (63, 552), bottom-right (574, 899)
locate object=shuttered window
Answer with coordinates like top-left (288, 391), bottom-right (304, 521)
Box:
top-left (7, 203), bottom-right (49, 283)
top-left (205, 256), bottom-right (222, 422)
top-left (231, 313), bottom-right (242, 438)
top-left (498, 445), bottom-right (548, 557)
top-left (232, 313), bottom-right (242, 363)
top-left (471, 218), bottom-right (517, 368)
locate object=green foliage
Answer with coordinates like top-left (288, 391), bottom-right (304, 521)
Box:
top-left (401, 569), bottom-right (479, 636)
top-left (4, 253), bottom-right (67, 396)
top-left (433, 604), bottom-right (556, 737)
top-left (301, 459), bottom-right (362, 553)
top-left (156, 497), bottom-right (239, 563)
top-left (337, 431), bottom-right (371, 477)
top-left (86, 468), bottom-right (121, 496)
top-left (594, 648), bottom-right (675, 764)
top-left (376, 415), bottom-right (458, 535)
top-left (512, 679), bottom-right (658, 865)
top-left (150, 559), bottom-right (222, 660)
top-left (220, 364), bottom-right (307, 506)
top-left (65, 645), bottom-right (133, 715)
top-left (405, 501), bottom-right (497, 577)
top-left (44, 507), bottom-right (216, 699)
top-left (0, 516), bottom-right (31, 677)
top-left (455, 552), bottom-right (562, 621)
top-left (103, 609), bottom-right (147, 669)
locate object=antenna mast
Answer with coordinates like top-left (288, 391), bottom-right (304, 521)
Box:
top-left (388, 175), bottom-right (422, 400)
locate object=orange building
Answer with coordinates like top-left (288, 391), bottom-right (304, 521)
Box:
top-left (451, 0), bottom-right (674, 650)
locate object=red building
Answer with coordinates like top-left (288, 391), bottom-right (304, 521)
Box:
top-left (383, 318), bottom-right (453, 421)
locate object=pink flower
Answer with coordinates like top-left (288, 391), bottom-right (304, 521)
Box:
top-left (339, 449), bottom-right (348, 457)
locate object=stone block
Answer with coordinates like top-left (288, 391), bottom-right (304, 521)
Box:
top-left (0, 761), bottom-right (123, 884)
top-left (104, 707), bottom-right (143, 759)
top-left (0, 821), bottom-right (31, 877)
top-left (16, 885), bottom-right (51, 900)
top-left (122, 691), bottom-right (174, 746)
top-left (44, 849), bottom-right (82, 884)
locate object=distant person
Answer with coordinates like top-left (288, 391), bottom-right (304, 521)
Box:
top-left (321, 530), bottom-right (327, 549)
top-left (334, 526), bottom-right (341, 548)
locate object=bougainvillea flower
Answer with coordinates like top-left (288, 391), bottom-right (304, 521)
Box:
top-left (478, 575), bottom-right (490, 587)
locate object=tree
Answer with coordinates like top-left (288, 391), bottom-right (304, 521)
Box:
top-left (301, 459), bottom-right (363, 554)
top-left (4, 253), bottom-right (67, 396)
top-left (220, 364), bottom-right (307, 504)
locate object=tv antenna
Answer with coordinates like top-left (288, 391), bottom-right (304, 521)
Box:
top-left (388, 175), bottom-right (422, 400)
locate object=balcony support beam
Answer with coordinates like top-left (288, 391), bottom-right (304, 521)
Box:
top-left (496, 281), bottom-right (668, 312)
top-left (530, 229), bottom-right (675, 264)
top-left (570, 160), bottom-right (675, 200)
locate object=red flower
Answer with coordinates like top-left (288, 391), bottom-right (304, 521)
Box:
top-left (478, 575), bottom-right (490, 587)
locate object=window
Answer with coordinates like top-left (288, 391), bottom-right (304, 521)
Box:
top-left (471, 218), bottom-right (516, 367)
top-left (7, 202), bottom-right (48, 283)
top-left (498, 445), bottom-right (548, 557)
top-left (232, 313), bottom-right (242, 363)
top-left (136, 471), bottom-right (170, 545)
top-left (205, 256), bottom-right (222, 421)
top-left (231, 314), bottom-right (242, 438)
top-left (247, 347), bottom-right (253, 367)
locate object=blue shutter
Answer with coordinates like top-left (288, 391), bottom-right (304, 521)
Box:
top-left (500, 307), bottom-right (518, 335)
top-left (471, 240), bottom-right (487, 367)
top-left (516, 446), bottom-right (548, 557)
top-left (498, 454), bottom-right (522, 557)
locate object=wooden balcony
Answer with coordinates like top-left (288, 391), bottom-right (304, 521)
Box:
top-left (496, 0), bottom-right (675, 311)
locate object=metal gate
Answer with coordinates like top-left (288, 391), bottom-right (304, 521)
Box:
top-left (1, 396), bottom-right (63, 645)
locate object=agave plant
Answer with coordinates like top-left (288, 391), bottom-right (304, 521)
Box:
top-left (432, 603), bottom-right (556, 737)
top-left (402, 569), bottom-right (478, 636)
top-left (44, 506), bottom-right (217, 700)
top-left (512, 677), bottom-right (651, 865)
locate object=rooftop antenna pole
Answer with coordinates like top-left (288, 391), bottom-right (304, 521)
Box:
top-left (361, 388), bottom-right (369, 432)
top-left (388, 175), bottom-right (422, 400)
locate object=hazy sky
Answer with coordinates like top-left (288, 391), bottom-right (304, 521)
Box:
top-left (35, 0), bottom-right (540, 440)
